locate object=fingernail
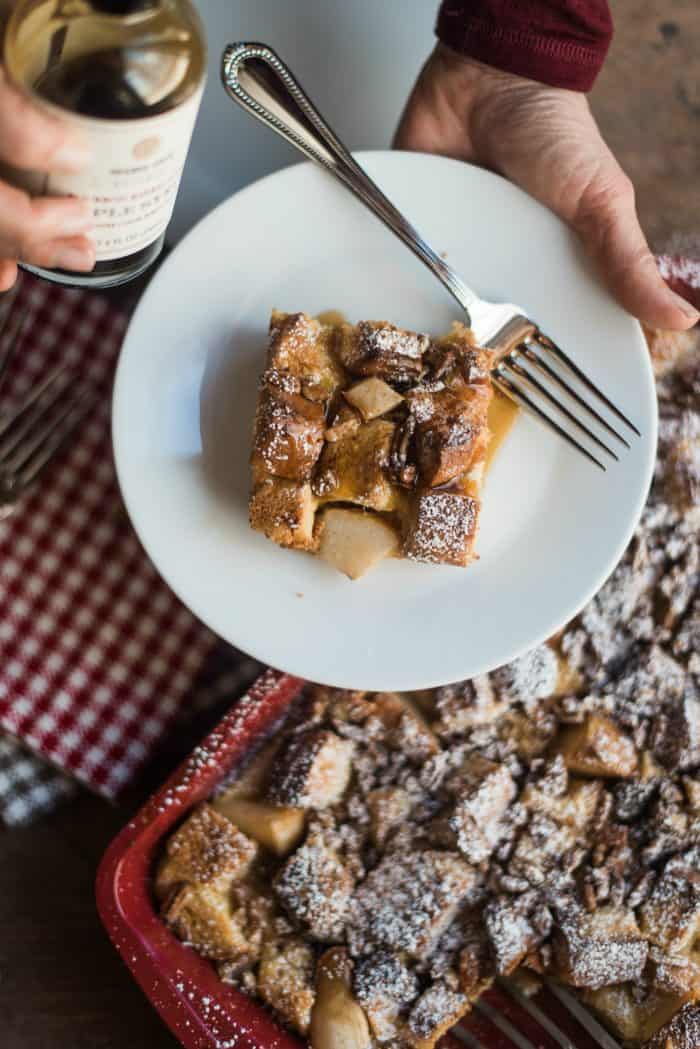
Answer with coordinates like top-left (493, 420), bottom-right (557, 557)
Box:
top-left (53, 242), bottom-right (96, 272)
top-left (53, 139), bottom-right (93, 172)
top-left (670, 289), bottom-right (700, 323)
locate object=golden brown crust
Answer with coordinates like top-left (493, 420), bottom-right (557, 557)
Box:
top-left (249, 311), bottom-right (495, 576)
top-left (154, 803), bottom-right (257, 900)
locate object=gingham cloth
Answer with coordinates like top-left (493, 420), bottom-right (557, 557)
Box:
top-left (0, 275), bottom-right (222, 801)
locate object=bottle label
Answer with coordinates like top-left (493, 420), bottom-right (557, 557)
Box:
top-left (42, 84), bottom-right (204, 262)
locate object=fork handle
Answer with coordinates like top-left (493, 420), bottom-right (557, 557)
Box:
top-left (221, 42), bottom-right (480, 320)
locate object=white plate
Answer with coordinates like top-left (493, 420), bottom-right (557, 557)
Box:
top-left (113, 151), bottom-right (656, 691)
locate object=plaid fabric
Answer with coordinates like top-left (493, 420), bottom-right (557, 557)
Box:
top-left (0, 275), bottom-right (218, 800)
top-left (0, 735), bottom-right (77, 827)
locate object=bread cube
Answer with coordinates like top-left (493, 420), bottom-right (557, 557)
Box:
top-left (258, 936), bottom-right (316, 1034)
top-left (353, 950), bottom-right (419, 1042)
top-left (267, 310), bottom-right (345, 402)
top-left (317, 508), bottom-right (399, 580)
top-left (163, 880), bottom-right (275, 964)
top-left (343, 377), bottom-right (404, 421)
top-left (640, 872), bottom-right (700, 953)
top-left (336, 320), bottom-right (429, 382)
top-left (553, 905), bottom-right (648, 989)
top-left (274, 835), bottom-right (355, 941)
top-left (249, 478), bottom-right (317, 551)
top-left (314, 419), bottom-right (400, 512)
top-left (404, 491), bottom-right (479, 566)
top-left (584, 986), bottom-right (683, 1045)
top-left (251, 384), bottom-right (325, 481)
top-left (349, 850), bottom-right (476, 958)
top-left (413, 386), bottom-right (491, 487)
top-left (520, 777), bottom-right (602, 833)
top-left (558, 714), bottom-right (638, 778)
top-left (269, 728), bottom-right (354, 809)
top-left (405, 981), bottom-right (470, 1049)
top-left (154, 804), bottom-right (257, 901)
top-left (484, 894), bottom-right (543, 975)
top-left (443, 756), bottom-right (516, 864)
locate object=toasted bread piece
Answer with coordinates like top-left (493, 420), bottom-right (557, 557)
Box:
top-left (317, 508), bottom-right (399, 580)
top-left (639, 871), bottom-right (700, 953)
top-left (558, 714), bottom-right (638, 778)
top-left (251, 384), bottom-right (326, 482)
top-left (249, 478), bottom-right (317, 551)
top-left (484, 894), bottom-right (545, 975)
top-left (353, 950), bottom-right (419, 1042)
top-left (268, 311), bottom-right (345, 403)
top-left (274, 833), bottom-right (355, 941)
top-left (349, 850), bottom-right (476, 958)
top-left (520, 777), bottom-right (602, 833)
top-left (553, 905), bottom-right (648, 989)
top-left (344, 377), bottom-right (404, 421)
top-left (268, 728), bottom-right (354, 809)
top-left (335, 320), bottom-right (429, 382)
top-left (404, 490), bottom-right (479, 566)
top-left (440, 756), bottom-right (516, 864)
top-left (405, 981), bottom-right (470, 1049)
top-left (313, 419), bottom-right (401, 511)
top-left (412, 384), bottom-right (492, 487)
top-left (258, 936), bottom-right (316, 1035)
top-left (154, 804), bottom-right (257, 901)
top-left (162, 880), bottom-right (275, 964)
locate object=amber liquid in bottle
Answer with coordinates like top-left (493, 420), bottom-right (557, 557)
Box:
top-left (4, 0), bottom-right (206, 288)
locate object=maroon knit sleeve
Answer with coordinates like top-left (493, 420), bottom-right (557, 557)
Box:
top-left (436, 1), bottom-right (613, 91)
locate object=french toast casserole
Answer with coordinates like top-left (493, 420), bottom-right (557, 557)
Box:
top-left (249, 311), bottom-right (498, 578)
top-left (159, 326), bottom-right (700, 1049)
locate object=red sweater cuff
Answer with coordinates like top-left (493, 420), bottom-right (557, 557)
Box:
top-left (436, 1), bottom-right (613, 92)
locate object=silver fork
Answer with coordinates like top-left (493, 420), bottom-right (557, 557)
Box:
top-left (451, 980), bottom-right (623, 1049)
top-left (0, 289), bottom-right (95, 519)
top-left (221, 42), bottom-right (640, 472)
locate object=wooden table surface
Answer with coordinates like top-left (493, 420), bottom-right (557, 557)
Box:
top-left (1, 3), bottom-right (698, 1047)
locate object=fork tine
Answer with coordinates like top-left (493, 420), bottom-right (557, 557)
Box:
top-left (547, 985), bottom-right (623, 1049)
top-left (520, 342), bottom-right (630, 448)
top-left (474, 999), bottom-right (538, 1049)
top-left (16, 386), bottom-right (94, 486)
top-left (493, 375), bottom-right (606, 470)
top-left (501, 358), bottom-right (618, 460)
top-left (9, 383), bottom-right (91, 475)
top-left (450, 1027), bottom-right (488, 1049)
top-left (0, 298), bottom-right (28, 396)
top-left (0, 363), bottom-right (68, 447)
top-left (500, 980), bottom-right (576, 1049)
top-left (535, 332), bottom-right (641, 437)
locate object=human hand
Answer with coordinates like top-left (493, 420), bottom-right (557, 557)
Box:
top-left (0, 67), bottom-right (95, 291)
top-left (395, 45), bottom-right (699, 331)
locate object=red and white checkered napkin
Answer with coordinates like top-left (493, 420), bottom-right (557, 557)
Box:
top-left (0, 275), bottom-right (217, 799)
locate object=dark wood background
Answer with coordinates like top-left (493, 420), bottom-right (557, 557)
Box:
top-left (1, 2), bottom-right (698, 1046)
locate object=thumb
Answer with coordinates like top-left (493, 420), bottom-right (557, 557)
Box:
top-left (572, 173), bottom-right (699, 331)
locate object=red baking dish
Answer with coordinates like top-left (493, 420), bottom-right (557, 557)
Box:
top-left (96, 669), bottom-right (306, 1049)
top-left (97, 669), bottom-right (606, 1049)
